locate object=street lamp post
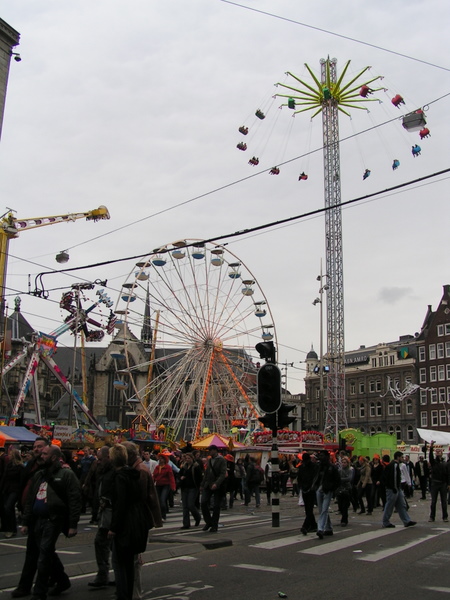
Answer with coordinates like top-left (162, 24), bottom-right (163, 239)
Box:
top-left (313, 261), bottom-right (328, 432)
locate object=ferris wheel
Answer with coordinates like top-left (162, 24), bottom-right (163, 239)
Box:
top-left (115, 240), bottom-right (277, 440)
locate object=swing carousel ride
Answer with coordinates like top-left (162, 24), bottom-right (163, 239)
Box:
top-left (233, 58), bottom-right (433, 441)
top-left (115, 240), bottom-right (277, 441)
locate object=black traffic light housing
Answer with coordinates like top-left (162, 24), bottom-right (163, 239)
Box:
top-left (277, 403), bottom-right (296, 429)
top-left (257, 363), bottom-right (282, 414)
top-left (259, 412), bottom-right (277, 431)
top-left (255, 341), bottom-right (276, 363)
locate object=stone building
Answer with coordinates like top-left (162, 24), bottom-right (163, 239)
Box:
top-left (415, 284), bottom-right (450, 432)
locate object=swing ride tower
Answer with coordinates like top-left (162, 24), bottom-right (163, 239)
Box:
top-left (276, 58), bottom-right (383, 440)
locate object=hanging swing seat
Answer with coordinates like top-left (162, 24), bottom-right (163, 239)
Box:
top-left (419, 127), bottom-right (430, 139)
top-left (255, 109), bottom-right (265, 120)
top-left (363, 169), bottom-right (371, 180)
top-left (248, 157), bottom-right (259, 166)
top-left (236, 142), bottom-right (247, 151)
top-left (239, 126), bottom-right (249, 135)
top-left (269, 167), bottom-right (280, 175)
top-left (298, 172), bottom-right (308, 181)
top-left (411, 144), bottom-right (421, 157)
top-left (391, 94), bottom-right (405, 108)
top-left (392, 159), bottom-right (400, 170)
top-left (359, 85), bottom-right (373, 98)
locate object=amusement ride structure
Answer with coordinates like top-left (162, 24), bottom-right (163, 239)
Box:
top-left (116, 240), bottom-right (277, 440)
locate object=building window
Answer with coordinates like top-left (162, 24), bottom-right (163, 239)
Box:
top-left (350, 382), bottom-right (356, 395)
top-left (394, 378), bottom-right (400, 389)
top-left (447, 365), bottom-right (450, 380)
top-left (438, 365), bottom-right (445, 381)
top-left (439, 388), bottom-right (446, 403)
top-left (429, 345), bottom-right (436, 360)
top-left (395, 401), bottom-right (401, 415)
top-left (359, 403), bottom-right (365, 418)
top-left (431, 388), bottom-right (437, 404)
top-left (440, 410), bottom-right (447, 426)
top-left (370, 402), bottom-right (375, 417)
top-left (446, 341), bottom-right (450, 358)
top-left (431, 410), bottom-right (438, 427)
top-left (405, 376), bottom-right (412, 386)
top-left (390, 355), bottom-right (395, 365)
top-left (430, 366), bottom-right (437, 382)
top-left (419, 347), bottom-right (426, 362)
top-left (384, 356), bottom-right (389, 366)
top-left (437, 324), bottom-right (444, 336)
top-left (407, 426), bottom-right (414, 441)
top-left (406, 399), bottom-right (412, 414)
top-left (448, 387), bottom-right (450, 403)
top-left (360, 426), bottom-right (365, 434)
top-left (359, 382), bottom-right (365, 394)
top-left (350, 404), bottom-right (356, 419)
top-left (437, 343), bottom-right (445, 359)
top-left (388, 426), bottom-right (394, 435)
top-left (421, 412), bottom-right (428, 427)
top-left (376, 380), bottom-right (382, 392)
top-left (388, 401), bottom-right (394, 416)
top-left (377, 426), bottom-right (382, 433)
top-left (371, 358), bottom-right (377, 368)
top-left (419, 368), bottom-right (426, 384)
top-left (420, 389), bottom-right (428, 405)
top-left (395, 426), bottom-right (402, 441)
top-left (446, 323), bottom-right (450, 335)
top-left (376, 402), bottom-right (382, 417)
top-left (315, 388), bottom-right (320, 399)
top-left (369, 381), bottom-right (376, 393)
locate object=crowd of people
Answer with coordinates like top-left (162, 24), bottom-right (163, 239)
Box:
top-left (0, 439), bottom-right (270, 600)
top-left (296, 441), bottom-right (450, 539)
top-left (1, 438), bottom-right (449, 597)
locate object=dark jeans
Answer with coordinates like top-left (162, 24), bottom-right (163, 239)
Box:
top-left (94, 527), bottom-right (112, 583)
top-left (181, 488), bottom-right (201, 527)
top-left (337, 489), bottom-right (351, 524)
top-left (430, 481), bottom-right (448, 520)
top-left (301, 490), bottom-right (317, 532)
top-left (33, 517), bottom-right (68, 598)
top-left (156, 485), bottom-right (170, 519)
top-left (201, 487), bottom-right (224, 528)
top-left (358, 484), bottom-right (373, 512)
top-left (17, 517), bottom-right (67, 594)
top-left (112, 541), bottom-right (134, 600)
top-left (3, 491), bottom-right (18, 532)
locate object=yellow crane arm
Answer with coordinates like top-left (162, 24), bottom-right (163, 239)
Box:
top-left (3, 205), bottom-right (110, 236)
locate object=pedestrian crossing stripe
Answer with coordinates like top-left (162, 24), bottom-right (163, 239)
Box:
top-left (356, 534), bottom-right (438, 561)
top-left (299, 528), bottom-right (398, 555)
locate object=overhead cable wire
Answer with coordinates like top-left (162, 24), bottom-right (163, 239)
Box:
top-left (218, 0), bottom-right (450, 73)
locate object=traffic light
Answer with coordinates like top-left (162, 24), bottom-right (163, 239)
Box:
top-left (259, 412), bottom-right (277, 432)
top-left (257, 363), bottom-right (282, 414)
top-left (277, 403), bottom-right (296, 429)
top-left (255, 341), bottom-right (276, 363)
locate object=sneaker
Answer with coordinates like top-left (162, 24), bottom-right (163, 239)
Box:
top-left (383, 523), bottom-right (395, 528)
top-left (11, 588), bottom-right (31, 598)
top-left (316, 530), bottom-right (324, 539)
top-left (428, 518), bottom-right (435, 522)
top-left (404, 521), bottom-right (416, 528)
top-left (202, 525), bottom-right (211, 531)
top-left (209, 527), bottom-right (218, 533)
top-left (324, 530), bottom-right (333, 536)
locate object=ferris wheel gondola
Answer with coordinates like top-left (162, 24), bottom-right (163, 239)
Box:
top-left (116, 240), bottom-right (277, 440)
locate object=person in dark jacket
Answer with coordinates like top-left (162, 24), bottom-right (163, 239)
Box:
top-left (108, 444), bottom-right (152, 600)
top-left (297, 452), bottom-right (319, 534)
top-left (0, 446), bottom-right (24, 537)
top-left (179, 453), bottom-right (202, 528)
top-left (88, 446), bottom-right (115, 588)
top-left (315, 450), bottom-right (340, 539)
top-left (414, 454), bottom-right (430, 500)
top-left (200, 445), bottom-right (227, 532)
top-left (428, 442), bottom-right (449, 522)
top-left (11, 437), bottom-right (53, 599)
top-left (382, 451), bottom-right (416, 528)
top-left (20, 444), bottom-right (81, 600)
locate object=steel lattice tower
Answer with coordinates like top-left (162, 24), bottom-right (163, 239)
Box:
top-left (276, 58), bottom-right (383, 440)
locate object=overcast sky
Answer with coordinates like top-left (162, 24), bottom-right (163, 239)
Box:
top-left (0, 0), bottom-right (449, 394)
